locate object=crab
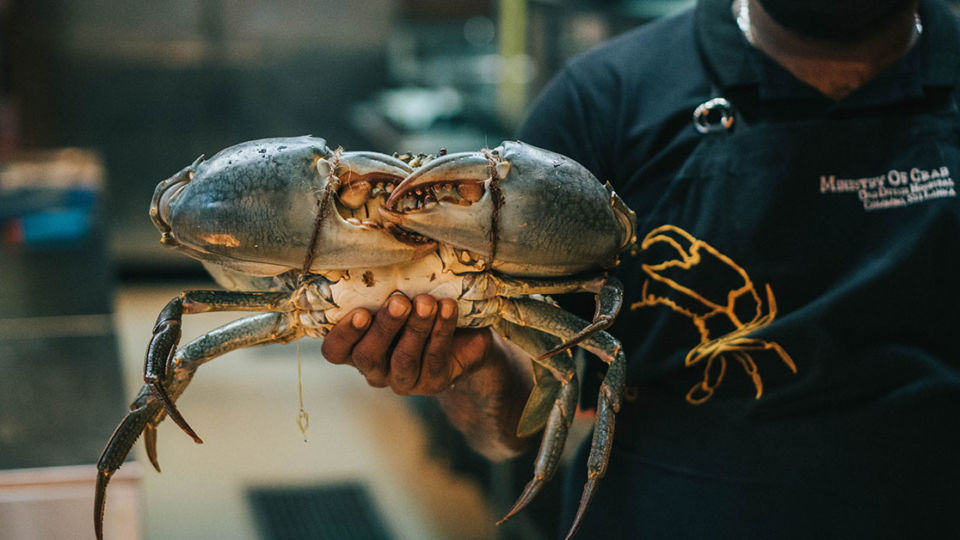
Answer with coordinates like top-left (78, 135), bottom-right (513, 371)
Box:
top-left (94, 136), bottom-right (637, 540)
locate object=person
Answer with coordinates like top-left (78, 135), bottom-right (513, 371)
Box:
top-left (322, 0), bottom-right (960, 537)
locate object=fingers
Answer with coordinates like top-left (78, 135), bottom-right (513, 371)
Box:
top-left (405, 301), bottom-right (493, 396)
top-left (321, 294), bottom-right (487, 396)
top-left (352, 294), bottom-right (411, 387)
top-left (387, 295), bottom-right (439, 393)
top-left (320, 309), bottom-right (372, 365)
top-left (447, 328), bottom-right (494, 378)
top-left (410, 298), bottom-right (459, 394)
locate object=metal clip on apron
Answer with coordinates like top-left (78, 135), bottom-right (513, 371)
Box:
top-left (693, 96), bottom-right (737, 134)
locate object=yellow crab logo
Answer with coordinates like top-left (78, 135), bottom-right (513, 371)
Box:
top-left (631, 225), bottom-right (797, 404)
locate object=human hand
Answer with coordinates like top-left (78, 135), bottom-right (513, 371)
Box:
top-left (320, 294), bottom-right (494, 395)
top-left (322, 293), bottom-right (536, 456)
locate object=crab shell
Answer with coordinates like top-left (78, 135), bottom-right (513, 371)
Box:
top-left (151, 136), bottom-right (636, 280)
top-left (150, 136), bottom-right (434, 276)
top-left (381, 141), bottom-right (636, 277)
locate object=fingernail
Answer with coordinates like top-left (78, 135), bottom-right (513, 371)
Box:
top-left (388, 296), bottom-right (409, 317)
top-left (416, 298), bottom-right (436, 318)
top-left (440, 300), bottom-right (455, 319)
top-left (352, 310), bottom-right (370, 329)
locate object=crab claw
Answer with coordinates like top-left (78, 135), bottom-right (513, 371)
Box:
top-left (313, 150), bottom-right (438, 263)
top-left (381, 141), bottom-right (635, 277)
top-left (381, 151), bottom-right (497, 254)
top-left (325, 151), bottom-right (413, 208)
top-left (151, 137), bottom-right (436, 276)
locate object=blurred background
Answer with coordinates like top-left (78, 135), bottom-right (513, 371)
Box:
top-left (0, 1), bottom-right (693, 538)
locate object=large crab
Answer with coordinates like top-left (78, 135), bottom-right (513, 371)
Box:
top-left (95, 136), bottom-right (637, 539)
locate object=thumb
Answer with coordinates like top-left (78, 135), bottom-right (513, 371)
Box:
top-left (448, 329), bottom-right (494, 380)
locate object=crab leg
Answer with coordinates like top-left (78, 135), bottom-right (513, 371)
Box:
top-left (143, 297), bottom-right (202, 444)
top-left (492, 320), bottom-right (579, 524)
top-left (539, 276), bottom-right (623, 359)
top-left (96, 311), bottom-right (293, 540)
top-left (495, 296), bottom-right (627, 540)
top-left (569, 329), bottom-right (625, 540)
top-left (143, 290), bottom-right (293, 443)
top-left (464, 272), bottom-right (624, 358)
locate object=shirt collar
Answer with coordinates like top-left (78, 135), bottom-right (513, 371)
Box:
top-left (695, 0), bottom-right (960, 103)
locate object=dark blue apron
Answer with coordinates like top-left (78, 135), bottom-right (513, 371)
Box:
top-left (562, 55), bottom-right (960, 540)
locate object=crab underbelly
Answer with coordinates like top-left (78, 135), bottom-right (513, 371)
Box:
top-left (323, 252), bottom-right (465, 324)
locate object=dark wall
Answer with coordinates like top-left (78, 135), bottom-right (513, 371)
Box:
top-left (9, 0), bottom-right (397, 273)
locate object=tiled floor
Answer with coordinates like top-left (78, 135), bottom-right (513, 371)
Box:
top-left (113, 285), bottom-right (499, 540)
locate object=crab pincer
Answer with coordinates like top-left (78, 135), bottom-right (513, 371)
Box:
top-left (143, 296), bottom-right (203, 444)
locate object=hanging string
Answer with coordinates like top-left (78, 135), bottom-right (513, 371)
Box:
top-left (296, 342), bottom-right (310, 442)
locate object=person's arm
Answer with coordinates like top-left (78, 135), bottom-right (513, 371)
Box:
top-left (320, 294), bottom-right (537, 458)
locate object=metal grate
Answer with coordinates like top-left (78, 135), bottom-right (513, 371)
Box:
top-left (248, 482), bottom-right (394, 540)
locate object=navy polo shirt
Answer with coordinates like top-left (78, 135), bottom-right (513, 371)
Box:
top-left (520, 0), bottom-right (960, 216)
top-left (518, 1), bottom-right (960, 538)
